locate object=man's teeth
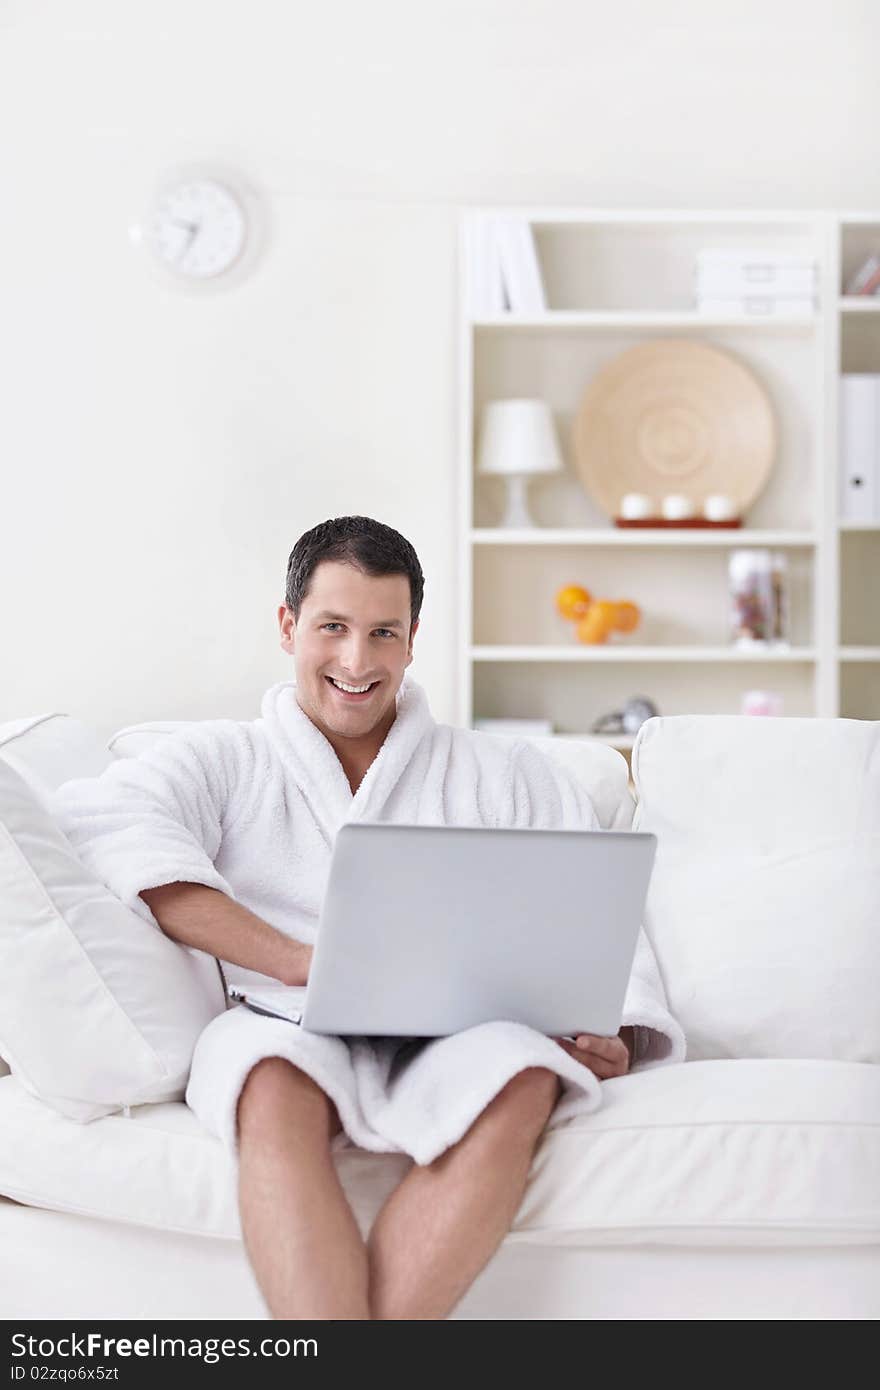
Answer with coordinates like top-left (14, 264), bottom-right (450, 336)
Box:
top-left (330, 678), bottom-right (373, 694)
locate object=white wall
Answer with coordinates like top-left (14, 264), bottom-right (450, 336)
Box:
top-left (2, 0), bottom-right (879, 741)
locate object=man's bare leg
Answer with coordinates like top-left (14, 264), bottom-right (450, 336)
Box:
top-left (367, 1066), bottom-right (562, 1320)
top-left (236, 1056), bottom-right (370, 1320)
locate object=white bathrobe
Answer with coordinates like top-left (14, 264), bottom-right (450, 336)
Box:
top-left (51, 674), bottom-right (685, 1164)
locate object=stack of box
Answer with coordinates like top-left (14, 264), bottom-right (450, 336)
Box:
top-left (695, 249), bottom-right (817, 317)
top-left (840, 375), bottom-right (880, 523)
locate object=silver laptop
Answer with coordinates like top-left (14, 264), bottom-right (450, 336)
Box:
top-left (230, 822), bottom-right (657, 1039)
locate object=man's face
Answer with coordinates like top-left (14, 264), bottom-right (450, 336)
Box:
top-left (278, 560), bottom-right (418, 743)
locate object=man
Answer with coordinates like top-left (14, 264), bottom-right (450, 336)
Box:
top-left (52, 515), bottom-right (684, 1320)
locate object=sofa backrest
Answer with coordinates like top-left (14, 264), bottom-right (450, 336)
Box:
top-left (476, 733), bottom-right (634, 830)
top-left (632, 713), bottom-right (880, 1064)
top-left (0, 711), bottom-right (633, 831)
top-left (17, 704), bottom-right (874, 1068)
top-left (108, 723), bottom-right (635, 831)
top-left (0, 714), bottom-right (115, 803)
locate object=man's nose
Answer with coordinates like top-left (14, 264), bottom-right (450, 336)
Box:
top-left (341, 633), bottom-right (372, 675)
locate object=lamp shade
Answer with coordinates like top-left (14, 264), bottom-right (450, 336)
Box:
top-left (477, 399), bottom-right (563, 477)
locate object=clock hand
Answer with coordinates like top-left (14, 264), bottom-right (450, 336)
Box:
top-left (175, 221), bottom-right (200, 266)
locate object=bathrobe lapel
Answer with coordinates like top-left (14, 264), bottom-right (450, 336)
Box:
top-left (260, 673), bottom-right (436, 846)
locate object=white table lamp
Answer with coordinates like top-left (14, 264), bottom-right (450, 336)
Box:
top-left (477, 399), bottom-right (563, 528)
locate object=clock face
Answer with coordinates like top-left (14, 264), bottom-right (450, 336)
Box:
top-left (148, 179), bottom-right (247, 278)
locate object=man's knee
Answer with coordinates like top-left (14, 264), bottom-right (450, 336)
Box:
top-left (236, 1056), bottom-right (342, 1142)
top-left (501, 1065), bottom-right (563, 1110)
top-left (481, 1065), bottom-right (562, 1137)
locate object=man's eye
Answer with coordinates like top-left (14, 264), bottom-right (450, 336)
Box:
top-left (321, 623), bottom-right (395, 637)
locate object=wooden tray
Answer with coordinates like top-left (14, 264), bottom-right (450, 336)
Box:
top-left (573, 340), bottom-right (776, 518)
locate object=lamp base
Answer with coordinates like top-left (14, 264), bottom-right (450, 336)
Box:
top-left (497, 474), bottom-right (536, 528)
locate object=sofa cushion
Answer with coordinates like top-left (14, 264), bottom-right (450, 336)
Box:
top-left (632, 715), bottom-right (880, 1063)
top-left (0, 759), bottom-right (226, 1122)
top-left (0, 1058), bottom-right (877, 1247)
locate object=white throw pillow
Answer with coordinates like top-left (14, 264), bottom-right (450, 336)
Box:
top-left (0, 759), bottom-right (226, 1122)
top-left (632, 714), bottom-right (880, 1062)
top-left (0, 712), bottom-right (121, 1077)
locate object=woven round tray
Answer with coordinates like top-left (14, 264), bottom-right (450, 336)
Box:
top-left (572, 339), bottom-right (776, 518)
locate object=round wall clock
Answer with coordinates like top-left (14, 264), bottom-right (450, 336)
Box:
top-left (131, 167), bottom-right (265, 289)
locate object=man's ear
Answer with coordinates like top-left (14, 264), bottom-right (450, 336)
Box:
top-left (278, 604), bottom-right (296, 655)
top-left (406, 617), bottom-right (419, 664)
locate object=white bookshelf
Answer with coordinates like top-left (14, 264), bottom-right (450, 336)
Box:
top-left (457, 208), bottom-right (880, 744)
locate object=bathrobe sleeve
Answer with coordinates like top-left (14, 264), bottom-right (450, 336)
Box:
top-left (48, 723), bottom-right (240, 931)
top-left (506, 740), bottom-right (687, 1071)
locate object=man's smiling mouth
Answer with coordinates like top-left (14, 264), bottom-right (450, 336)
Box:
top-left (325, 676), bottom-right (379, 700)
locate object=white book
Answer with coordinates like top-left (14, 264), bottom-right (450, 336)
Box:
top-left (839, 375), bottom-right (880, 522)
top-left (494, 216), bottom-right (546, 313)
top-left (462, 213), bottom-right (506, 315)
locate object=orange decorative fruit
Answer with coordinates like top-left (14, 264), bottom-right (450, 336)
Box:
top-left (555, 583), bottom-right (592, 621)
top-left (613, 600), bottom-right (641, 633)
top-left (575, 600), bottom-right (617, 644)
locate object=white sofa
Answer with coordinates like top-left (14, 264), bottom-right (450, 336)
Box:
top-left (0, 707), bottom-right (878, 1321)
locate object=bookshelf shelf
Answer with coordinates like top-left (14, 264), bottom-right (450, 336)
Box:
top-left (470, 528), bottom-right (817, 548)
top-left (838, 647), bottom-right (880, 661)
top-left (470, 646), bottom-right (816, 663)
top-left (458, 208), bottom-right (880, 735)
top-left (840, 297), bottom-right (880, 312)
top-left (473, 311), bottom-right (817, 333)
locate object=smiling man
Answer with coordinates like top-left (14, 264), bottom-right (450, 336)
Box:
top-left (283, 550), bottom-right (415, 797)
top-left (52, 515), bottom-right (684, 1321)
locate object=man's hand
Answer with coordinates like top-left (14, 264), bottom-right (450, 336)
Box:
top-left (553, 1026), bottom-right (635, 1079)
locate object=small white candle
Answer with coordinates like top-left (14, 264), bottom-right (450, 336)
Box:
top-left (620, 492), bottom-right (654, 520)
top-left (703, 493), bottom-right (736, 522)
top-left (661, 493), bottom-right (696, 521)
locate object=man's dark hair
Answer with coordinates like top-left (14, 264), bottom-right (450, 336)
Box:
top-left (284, 516), bottom-right (425, 636)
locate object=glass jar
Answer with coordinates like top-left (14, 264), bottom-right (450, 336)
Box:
top-left (728, 549), bottom-right (774, 646)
